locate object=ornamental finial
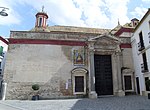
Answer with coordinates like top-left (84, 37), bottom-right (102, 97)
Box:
top-left (42, 6), bottom-right (44, 12)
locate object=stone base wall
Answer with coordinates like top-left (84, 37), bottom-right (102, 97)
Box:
top-left (5, 80), bottom-right (74, 100)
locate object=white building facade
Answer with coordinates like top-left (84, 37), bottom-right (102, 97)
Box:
top-left (131, 9), bottom-right (150, 96)
top-left (0, 36), bottom-right (8, 99)
top-left (0, 36), bottom-right (8, 75)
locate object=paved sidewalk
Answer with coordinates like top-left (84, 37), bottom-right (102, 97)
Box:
top-left (0, 102), bottom-right (25, 110)
top-left (0, 95), bottom-right (150, 110)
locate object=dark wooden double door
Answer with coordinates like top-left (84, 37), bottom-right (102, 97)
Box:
top-left (94, 55), bottom-right (113, 96)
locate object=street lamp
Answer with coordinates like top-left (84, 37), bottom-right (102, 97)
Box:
top-left (0, 7), bottom-right (9, 16)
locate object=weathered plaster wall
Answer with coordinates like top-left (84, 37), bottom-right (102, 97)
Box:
top-left (4, 44), bottom-right (87, 99)
top-left (122, 48), bottom-right (134, 69)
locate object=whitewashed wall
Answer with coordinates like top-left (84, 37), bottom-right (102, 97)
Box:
top-left (131, 12), bottom-right (150, 95)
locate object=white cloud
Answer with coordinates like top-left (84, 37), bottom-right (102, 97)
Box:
top-left (0, 0), bottom-right (21, 25)
top-left (142, 0), bottom-right (150, 2)
top-left (130, 7), bottom-right (148, 20)
top-left (0, 0), bottom-right (131, 29)
top-left (72, 0), bottom-right (130, 28)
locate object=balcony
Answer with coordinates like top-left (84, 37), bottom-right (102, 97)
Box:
top-left (138, 42), bottom-right (145, 51)
top-left (0, 52), bottom-right (4, 58)
top-left (141, 63), bottom-right (149, 73)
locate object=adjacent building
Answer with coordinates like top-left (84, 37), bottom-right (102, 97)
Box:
top-left (0, 36), bottom-right (8, 99)
top-left (131, 9), bottom-right (150, 96)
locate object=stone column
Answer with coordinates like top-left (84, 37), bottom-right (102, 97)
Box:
top-left (88, 42), bottom-right (97, 99)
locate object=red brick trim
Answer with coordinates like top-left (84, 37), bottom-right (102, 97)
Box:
top-left (8, 38), bottom-right (87, 46)
top-left (120, 43), bottom-right (131, 48)
top-left (0, 36), bottom-right (8, 45)
top-left (115, 27), bottom-right (134, 36)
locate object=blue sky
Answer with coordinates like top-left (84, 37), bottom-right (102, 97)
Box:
top-left (0, 0), bottom-right (150, 38)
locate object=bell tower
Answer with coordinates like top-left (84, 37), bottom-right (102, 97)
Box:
top-left (35, 6), bottom-right (48, 28)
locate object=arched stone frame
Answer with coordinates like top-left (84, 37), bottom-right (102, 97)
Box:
top-left (71, 68), bottom-right (88, 95)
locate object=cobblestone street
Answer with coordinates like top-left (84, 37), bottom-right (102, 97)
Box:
top-left (0, 95), bottom-right (150, 110)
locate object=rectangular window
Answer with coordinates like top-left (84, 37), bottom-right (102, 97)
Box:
top-left (124, 76), bottom-right (132, 90)
top-left (145, 77), bottom-right (150, 91)
top-left (141, 52), bottom-right (148, 72)
top-left (75, 76), bottom-right (84, 92)
top-left (148, 21), bottom-right (150, 31)
top-left (148, 31), bottom-right (150, 43)
top-left (39, 18), bottom-right (42, 27)
top-left (0, 62), bottom-right (2, 74)
top-left (138, 31), bottom-right (145, 51)
top-left (149, 33), bottom-right (150, 43)
top-left (148, 21), bottom-right (150, 43)
top-left (0, 46), bottom-right (3, 56)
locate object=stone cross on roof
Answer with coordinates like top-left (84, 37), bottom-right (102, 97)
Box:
top-left (42, 6), bottom-right (44, 12)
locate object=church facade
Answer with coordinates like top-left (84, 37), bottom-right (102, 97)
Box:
top-left (3, 10), bottom-right (135, 99)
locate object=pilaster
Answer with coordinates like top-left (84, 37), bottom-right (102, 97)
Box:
top-left (116, 52), bottom-right (125, 96)
top-left (88, 42), bottom-right (97, 99)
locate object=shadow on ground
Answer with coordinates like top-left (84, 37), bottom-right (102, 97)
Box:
top-left (70, 95), bottom-right (150, 110)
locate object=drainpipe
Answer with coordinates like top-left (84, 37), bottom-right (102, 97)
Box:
top-left (1, 81), bottom-right (7, 100)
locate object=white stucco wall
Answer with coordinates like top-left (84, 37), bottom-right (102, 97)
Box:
top-left (131, 12), bottom-right (150, 95)
top-left (0, 40), bottom-right (8, 52)
top-left (122, 48), bottom-right (134, 69)
top-left (0, 40), bottom-right (8, 75)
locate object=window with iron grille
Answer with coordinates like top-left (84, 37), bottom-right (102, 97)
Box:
top-left (141, 52), bottom-right (148, 72)
top-left (138, 32), bottom-right (145, 51)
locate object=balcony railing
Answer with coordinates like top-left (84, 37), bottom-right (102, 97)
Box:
top-left (138, 42), bottom-right (145, 51)
top-left (141, 63), bottom-right (149, 73)
top-left (0, 52), bottom-right (4, 58)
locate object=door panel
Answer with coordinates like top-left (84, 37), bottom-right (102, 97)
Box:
top-left (75, 76), bottom-right (84, 92)
top-left (94, 55), bottom-right (113, 95)
top-left (136, 77), bottom-right (140, 94)
top-left (124, 76), bottom-right (132, 90)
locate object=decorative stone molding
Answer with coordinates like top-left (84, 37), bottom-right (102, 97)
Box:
top-left (122, 68), bottom-right (133, 74)
top-left (71, 68), bottom-right (88, 74)
top-left (71, 68), bottom-right (88, 95)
